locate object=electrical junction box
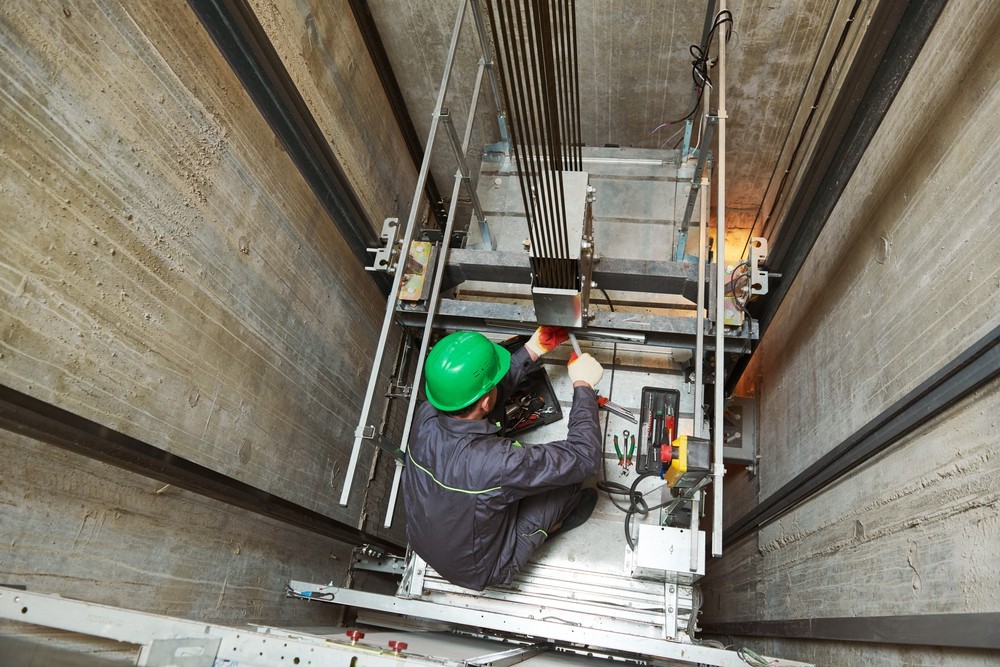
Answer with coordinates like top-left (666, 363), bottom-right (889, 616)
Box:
top-left (630, 525), bottom-right (705, 583)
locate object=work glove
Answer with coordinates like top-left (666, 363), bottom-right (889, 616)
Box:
top-left (567, 353), bottom-right (603, 388)
top-left (524, 325), bottom-right (569, 358)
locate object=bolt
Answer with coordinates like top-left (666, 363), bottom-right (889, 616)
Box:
top-left (347, 630), bottom-right (365, 645)
top-left (388, 640), bottom-right (408, 655)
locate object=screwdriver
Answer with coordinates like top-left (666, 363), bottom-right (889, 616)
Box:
top-left (568, 332), bottom-right (582, 357)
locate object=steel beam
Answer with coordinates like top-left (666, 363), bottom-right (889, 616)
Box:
top-left (188, 0), bottom-right (389, 293)
top-left (396, 299), bottom-right (754, 352)
top-left (725, 324), bottom-right (1000, 547)
top-left (288, 582), bottom-right (813, 667)
top-left (346, 0), bottom-right (446, 226)
top-left (701, 613), bottom-right (1000, 650)
top-left (443, 249), bottom-right (704, 301)
top-left (0, 385), bottom-right (395, 551)
top-left (0, 587), bottom-right (437, 667)
top-left (753, 0), bottom-right (948, 335)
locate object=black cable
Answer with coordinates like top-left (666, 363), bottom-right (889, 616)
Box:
top-left (650, 9), bottom-right (733, 150)
top-left (665, 88), bottom-right (704, 126)
top-left (729, 260), bottom-right (755, 355)
top-left (689, 10), bottom-right (734, 91)
top-left (598, 470), bottom-right (679, 548)
top-left (593, 288), bottom-right (684, 545)
top-left (598, 288), bottom-right (632, 513)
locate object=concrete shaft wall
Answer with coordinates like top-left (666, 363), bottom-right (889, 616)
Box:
top-left (0, 0), bottom-right (412, 629)
top-left (703, 1), bottom-right (1000, 664)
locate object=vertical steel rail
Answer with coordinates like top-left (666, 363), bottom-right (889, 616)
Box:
top-left (689, 493), bottom-right (701, 571)
top-left (694, 172), bottom-right (709, 440)
top-left (470, 0), bottom-right (508, 142)
top-left (673, 81), bottom-right (712, 262)
top-left (442, 64), bottom-right (495, 250)
top-left (692, 172), bottom-right (710, 571)
top-left (712, 0), bottom-right (728, 557)
top-left (338, 1), bottom-right (469, 508)
top-left (383, 25), bottom-right (488, 528)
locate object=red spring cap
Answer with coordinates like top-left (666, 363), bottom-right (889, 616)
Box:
top-left (347, 630), bottom-right (365, 640)
top-left (389, 640), bottom-right (408, 652)
top-left (660, 445), bottom-right (673, 463)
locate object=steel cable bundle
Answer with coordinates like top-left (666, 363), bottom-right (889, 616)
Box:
top-left (485, 0), bottom-right (582, 290)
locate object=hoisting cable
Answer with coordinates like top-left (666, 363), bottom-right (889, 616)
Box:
top-left (486, 0), bottom-right (583, 291)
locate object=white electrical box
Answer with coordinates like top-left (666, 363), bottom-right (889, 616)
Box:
top-left (631, 524), bottom-right (706, 583)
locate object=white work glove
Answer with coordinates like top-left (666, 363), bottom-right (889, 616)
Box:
top-left (524, 325), bottom-right (569, 358)
top-left (567, 353), bottom-right (603, 388)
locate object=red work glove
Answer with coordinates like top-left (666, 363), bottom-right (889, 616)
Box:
top-left (525, 325), bottom-right (569, 358)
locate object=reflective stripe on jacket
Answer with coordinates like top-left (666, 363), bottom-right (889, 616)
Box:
top-left (402, 346), bottom-right (601, 590)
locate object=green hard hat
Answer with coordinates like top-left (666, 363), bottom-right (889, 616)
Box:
top-left (424, 331), bottom-right (511, 412)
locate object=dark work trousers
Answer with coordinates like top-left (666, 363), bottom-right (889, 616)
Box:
top-left (503, 483), bottom-right (582, 582)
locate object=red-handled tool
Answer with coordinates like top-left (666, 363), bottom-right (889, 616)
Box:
top-left (597, 396), bottom-right (638, 423)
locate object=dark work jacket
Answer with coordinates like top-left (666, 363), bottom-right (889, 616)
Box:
top-left (402, 346), bottom-right (601, 591)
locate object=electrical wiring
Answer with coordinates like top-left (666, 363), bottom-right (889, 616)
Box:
top-left (598, 288), bottom-right (632, 514)
top-left (736, 646), bottom-right (775, 666)
top-left (658, 126), bottom-right (685, 150)
top-left (598, 472), bottom-right (677, 550)
top-left (647, 9), bottom-right (733, 153)
top-left (729, 260), bottom-right (752, 313)
top-left (690, 10), bottom-right (734, 91)
top-left (729, 260), bottom-right (755, 355)
top-left (592, 289), bottom-right (676, 541)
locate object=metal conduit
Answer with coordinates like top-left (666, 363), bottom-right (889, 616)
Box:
top-left (486, 0), bottom-right (582, 291)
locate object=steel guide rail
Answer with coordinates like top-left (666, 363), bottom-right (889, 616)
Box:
top-left (340, 0), bottom-right (494, 509)
top-left (382, 83), bottom-right (486, 529)
top-left (711, 0), bottom-right (729, 558)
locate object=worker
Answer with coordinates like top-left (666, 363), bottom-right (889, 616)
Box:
top-left (402, 327), bottom-right (604, 591)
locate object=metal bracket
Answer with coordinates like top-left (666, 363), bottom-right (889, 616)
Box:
top-left (749, 236), bottom-right (769, 295)
top-left (143, 638), bottom-right (221, 667)
top-left (441, 108), bottom-right (496, 251)
top-left (465, 644), bottom-right (549, 667)
top-left (366, 217), bottom-right (401, 273)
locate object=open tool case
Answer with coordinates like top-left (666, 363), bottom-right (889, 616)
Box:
top-left (500, 337), bottom-right (564, 437)
top-left (637, 386), bottom-right (680, 475)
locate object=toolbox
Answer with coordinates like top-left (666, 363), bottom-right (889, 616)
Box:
top-left (500, 337), bottom-right (564, 437)
top-left (636, 386), bottom-right (681, 474)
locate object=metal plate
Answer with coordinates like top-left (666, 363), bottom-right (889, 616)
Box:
top-left (143, 638), bottom-right (220, 667)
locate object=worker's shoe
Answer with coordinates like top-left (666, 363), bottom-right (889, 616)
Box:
top-left (548, 488), bottom-right (598, 540)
